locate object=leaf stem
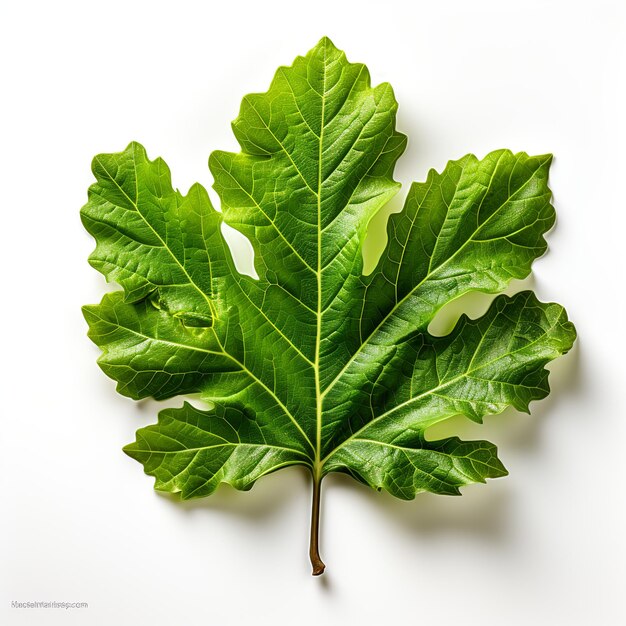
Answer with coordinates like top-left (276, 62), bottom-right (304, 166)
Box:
top-left (309, 473), bottom-right (325, 576)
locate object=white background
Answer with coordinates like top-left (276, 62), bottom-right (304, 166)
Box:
top-left (1, 1), bottom-right (625, 624)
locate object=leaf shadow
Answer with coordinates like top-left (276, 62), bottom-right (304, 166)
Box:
top-left (325, 472), bottom-right (513, 546)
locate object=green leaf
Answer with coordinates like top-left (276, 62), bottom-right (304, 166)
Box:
top-left (82, 37), bottom-right (576, 575)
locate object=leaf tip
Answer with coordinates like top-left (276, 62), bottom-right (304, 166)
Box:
top-left (122, 441), bottom-right (140, 460)
top-left (316, 35), bottom-right (338, 51)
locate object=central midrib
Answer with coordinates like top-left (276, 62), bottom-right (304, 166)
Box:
top-left (313, 45), bottom-right (328, 478)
